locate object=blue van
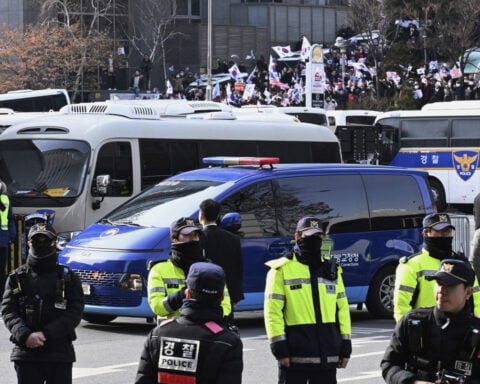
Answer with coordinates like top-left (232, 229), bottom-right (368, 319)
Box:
top-left (58, 157), bottom-right (435, 323)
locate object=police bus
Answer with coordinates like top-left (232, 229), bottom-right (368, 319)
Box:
top-left (0, 102), bottom-right (341, 252)
top-left (374, 109), bottom-right (480, 211)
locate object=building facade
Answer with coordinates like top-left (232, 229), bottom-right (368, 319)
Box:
top-left (0, 0), bottom-right (348, 92)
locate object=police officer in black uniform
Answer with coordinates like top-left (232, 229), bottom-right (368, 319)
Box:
top-left (381, 259), bottom-right (480, 384)
top-left (1, 223), bottom-right (84, 384)
top-left (135, 262), bottom-right (243, 384)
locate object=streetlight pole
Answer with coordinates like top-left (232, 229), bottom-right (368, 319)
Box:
top-left (206, 0), bottom-right (212, 101)
top-left (422, 7), bottom-right (428, 70)
top-left (335, 37), bottom-right (347, 86)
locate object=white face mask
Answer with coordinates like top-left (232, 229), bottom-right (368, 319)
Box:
top-left (414, 85), bottom-right (419, 89)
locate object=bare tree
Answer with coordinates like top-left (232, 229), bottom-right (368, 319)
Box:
top-left (383, 0), bottom-right (480, 74)
top-left (40, 0), bottom-right (113, 100)
top-left (126, 0), bottom-right (186, 85)
top-left (347, 0), bottom-right (387, 95)
top-left (432, 0), bottom-right (480, 74)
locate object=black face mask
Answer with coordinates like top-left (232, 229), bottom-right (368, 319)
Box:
top-left (30, 237), bottom-right (56, 258)
top-left (170, 241), bottom-right (205, 275)
top-left (296, 236), bottom-right (323, 266)
top-left (424, 236), bottom-right (453, 260)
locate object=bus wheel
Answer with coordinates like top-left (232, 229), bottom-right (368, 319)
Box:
top-left (82, 314), bottom-right (117, 324)
top-left (429, 179), bottom-right (447, 212)
top-left (366, 265), bottom-right (395, 319)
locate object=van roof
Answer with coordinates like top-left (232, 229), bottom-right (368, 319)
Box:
top-left (170, 161), bottom-right (428, 184)
top-left (0, 106), bottom-right (339, 143)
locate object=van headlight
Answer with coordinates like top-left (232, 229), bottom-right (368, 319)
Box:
top-left (56, 231), bottom-right (82, 250)
top-left (118, 274), bottom-right (143, 291)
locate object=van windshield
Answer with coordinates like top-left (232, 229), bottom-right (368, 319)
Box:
top-left (0, 139), bottom-right (90, 199)
top-left (103, 179), bottom-right (233, 227)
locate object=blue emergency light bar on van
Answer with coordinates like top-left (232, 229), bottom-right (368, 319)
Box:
top-left (202, 156), bottom-right (280, 166)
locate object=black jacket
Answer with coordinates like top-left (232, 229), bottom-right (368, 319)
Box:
top-left (1, 261), bottom-right (84, 363)
top-left (381, 306), bottom-right (480, 384)
top-left (200, 225), bottom-right (244, 303)
top-left (135, 300), bottom-right (243, 384)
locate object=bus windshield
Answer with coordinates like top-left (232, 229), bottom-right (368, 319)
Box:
top-left (103, 179), bottom-right (233, 227)
top-left (0, 139), bottom-right (90, 200)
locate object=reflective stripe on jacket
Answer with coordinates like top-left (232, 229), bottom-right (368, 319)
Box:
top-left (148, 259), bottom-right (231, 320)
top-left (264, 254), bottom-right (351, 368)
top-left (0, 194), bottom-right (9, 231)
top-left (393, 249), bottom-right (480, 322)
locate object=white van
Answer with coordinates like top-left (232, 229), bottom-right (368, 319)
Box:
top-left (240, 105), bottom-right (330, 130)
top-left (0, 89), bottom-right (71, 112)
top-left (0, 102), bottom-right (341, 246)
top-left (0, 111), bottom-right (62, 134)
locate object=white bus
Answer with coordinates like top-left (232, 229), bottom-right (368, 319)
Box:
top-left (0, 102), bottom-right (341, 246)
top-left (0, 89), bottom-right (71, 112)
top-left (421, 100), bottom-right (480, 111)
top-left (374, 109), bottom-right (480, 210)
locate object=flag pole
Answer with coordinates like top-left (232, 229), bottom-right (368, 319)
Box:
top-left (206, 0), bottom-right (213, 101)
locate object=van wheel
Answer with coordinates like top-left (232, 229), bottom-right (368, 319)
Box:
top-left (366, 265), bottom-right (395, 319)
top-left (82, 314), bottom-right (117, 324)
top-left (429, 179), bottom-right (447, 212)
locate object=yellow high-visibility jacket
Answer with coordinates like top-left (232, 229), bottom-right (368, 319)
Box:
top-left (148, 259), bottom-right (231, 320)
top-left (264, 253), bottom-right (351, 369)
top-left (393, 249), bottom-right (480, 322)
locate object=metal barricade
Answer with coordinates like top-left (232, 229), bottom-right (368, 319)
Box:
top-left (450, 214), bottom-right (470, 258)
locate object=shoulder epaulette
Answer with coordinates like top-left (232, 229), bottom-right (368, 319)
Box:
top-left (148, 259), bottom-right (168, 271)
top-left (266, 256), bottom-right (290, 269)
top-left (204, 321), bottom-right (224, 334)
top-left (400, 252), bottom-right (421, 264)
top-left (159, 317), bottom-right (176, 327)
top-left (57, 263), bottom-right (73, 281)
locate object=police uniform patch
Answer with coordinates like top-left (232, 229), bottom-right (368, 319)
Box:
top-left (159, 336), bottom-right (200, 373)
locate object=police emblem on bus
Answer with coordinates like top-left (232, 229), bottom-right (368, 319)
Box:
top-left (452, 151), bottom-right (478, 181)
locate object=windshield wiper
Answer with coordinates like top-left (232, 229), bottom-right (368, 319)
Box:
top-left (99, 218), bottom-right (115, 225)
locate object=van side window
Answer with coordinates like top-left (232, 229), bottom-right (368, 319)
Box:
top-left (363, 174), bottom-right (425, 230)
top-left (139, 139), bottom-right (199, 190)
top-left (221, 181), bottom-right (277, 238)
top-left (274, 175), bottom-right (370, 234)
top-left (93, 142), bottom-right (133, 196)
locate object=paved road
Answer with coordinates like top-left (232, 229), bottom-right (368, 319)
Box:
top-left (0, 309), bottom-right (394, 384)
top-left (0, 210), bottom-right (472, 383)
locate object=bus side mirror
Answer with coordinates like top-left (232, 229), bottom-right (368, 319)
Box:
top-left (96, 174), bottom-right (111, 196)
top-left (92, 174), bottom-right (111, 210)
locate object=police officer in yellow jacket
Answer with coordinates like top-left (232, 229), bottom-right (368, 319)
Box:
top-left (264, 217), bottom-right (352, 384)
top-left (393, 212), bottom-right (480, 322)
top-left (148, 217), bottom-right (231, 321)
top-left (0, 179), bottom-right (16, 299)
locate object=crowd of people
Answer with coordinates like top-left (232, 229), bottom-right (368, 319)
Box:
top-left (157, 29), bottom-right (480, 110)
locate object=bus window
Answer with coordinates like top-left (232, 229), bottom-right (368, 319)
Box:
top-left (451, 119), bottom-right (480, 147)
top-left (93, 142), bottom-right (133, 196)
